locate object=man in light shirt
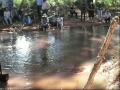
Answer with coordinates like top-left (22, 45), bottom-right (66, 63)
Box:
top-left (42, 0), bottom-right (50, 15)
top-left (4, 8), bottom-right (12, 25)
top-left (57, 15), bottom-right (64, 30)
top-left (103, 10), bottom-right (111, 23)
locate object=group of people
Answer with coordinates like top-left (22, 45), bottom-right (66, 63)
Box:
top-left (0, 4), bottom-right (12, 25)
top-left (36, 0), bottom-right (64, 31)
top-left (0, 2), bottom-right (29, 26)
top-left (40, 12), bottom-right (64, 31)
top-left (69, 2), bottom-right (112, 23)
top-left (88, 2), bottom-right (111, 23)
top-left (0, 0), bottom-right (112, 30)
top-left (0, 0), bottom-right (64, 31)
top-left (96, 7), bottom-right (111, 23)
top-left (68, 3), bottom-right (95, 21)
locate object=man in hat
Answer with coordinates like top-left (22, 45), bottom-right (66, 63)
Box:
top-left (40, 14), bottom-right (49, 31)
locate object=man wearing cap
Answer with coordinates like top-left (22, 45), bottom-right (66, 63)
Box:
top-left (41, 14), bottom-right (49, 31)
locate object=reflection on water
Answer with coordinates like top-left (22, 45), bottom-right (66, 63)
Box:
top-left (0, 25), bottom-right (116, 89)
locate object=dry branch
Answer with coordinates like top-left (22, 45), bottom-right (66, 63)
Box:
top-left (83, 16), bottom-right (119, 90)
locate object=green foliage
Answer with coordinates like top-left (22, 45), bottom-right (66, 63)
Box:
top-left (13, 0), bottom-right (120, 9)
top-left (48, 0), bottom-right (74, 6)
top-left (103, 0), bottom-right (112, 6)
top-left (13, 0), bottom-right (75, 7)
top-left (13, 0), bottom-right (35, 8)
top-left (13, 0), bottom-right (22, 7)
top-left (97, 0), bottom-right (120, 7)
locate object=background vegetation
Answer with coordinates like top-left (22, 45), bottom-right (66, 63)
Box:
top-left (13, 0), bottom-right (120, 9)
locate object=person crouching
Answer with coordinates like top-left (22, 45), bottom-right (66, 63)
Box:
top-left (23, 13), bottom-right (32, 25)
top-left (103, 10), bottom-right (111, 23)
top-left (40, 14), bottom-right (49, 31)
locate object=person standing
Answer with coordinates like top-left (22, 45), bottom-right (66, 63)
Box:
top-left (6, 0), bottom-right (13, 21)
top-left (69, 6), bottom-right (77, 18)
top-left (0, 3), bottom-right (4, 25)
top-left (42, 0), bottom-right (50, 15)
top-left (36, 0), bottom-right (43, 20)
top-left (81, 3), bottom-right (86, 22)
top-left (57, 15), bottom-right (64, 30)
top-left (88, 3), bottom-right (95, 22)
top-left (4, 8), bottom-right (12, 25)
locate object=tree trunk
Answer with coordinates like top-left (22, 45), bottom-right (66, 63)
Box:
top-left (19, 0), bottom-right (25, 10)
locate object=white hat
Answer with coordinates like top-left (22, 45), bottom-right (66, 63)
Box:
top-left (42, 14), bottom-right (47, 17)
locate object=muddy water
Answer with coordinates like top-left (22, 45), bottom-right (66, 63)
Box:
top-left (0, 25), bottom-right (113, 89)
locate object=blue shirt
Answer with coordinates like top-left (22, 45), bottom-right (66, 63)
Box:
top-left (36, 0), bottom-right (43, 6)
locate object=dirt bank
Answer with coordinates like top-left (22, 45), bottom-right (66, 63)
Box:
top-left (0, 18), bottom-right (109, 32)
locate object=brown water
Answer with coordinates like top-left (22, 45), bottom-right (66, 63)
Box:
top-left (0, 25), bottom-right (115, 89)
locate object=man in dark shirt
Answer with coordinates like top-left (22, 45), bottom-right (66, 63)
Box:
top-left (36, 0), bottom-right (43, 21)
top-left (88, 3), bottom-right (95, 21)
top-left (69, 6), bottom-right (78, 18)
top-left (0, 4), bottom-right (4, 25)
top-left (81, 3), bottom-right (86, 21)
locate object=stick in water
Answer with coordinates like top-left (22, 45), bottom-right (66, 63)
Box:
top-left (83, 16), bottom-right (119, 90)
